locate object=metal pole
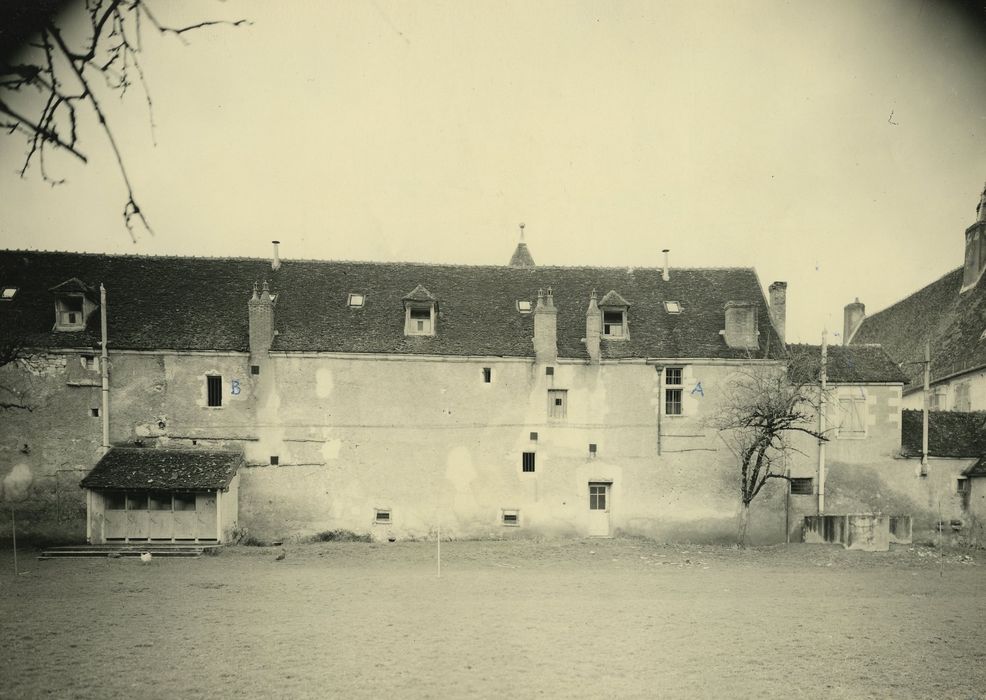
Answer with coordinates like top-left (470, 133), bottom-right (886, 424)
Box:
top-left (818, 330), bottom-right (827, 515)
top-left (922, 341), bottom-right (930, 476)
top-left (100, 284), bottom-right (110, 451)
top-left (437, 523), bottom-right (441, 578)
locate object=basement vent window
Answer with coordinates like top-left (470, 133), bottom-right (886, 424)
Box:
top-left (251, 365), bottom-right (260, 375)
top-left (270, 456), bottom-right (279, 466)
top-left (664, 301), bottom-right (682, 314)
top-left (206, 375), bottom-right (223, 407)
top-left (522, 452), bottom-right (536, 473)
top-left (348, 293), bottom-right (365, 308)
top-left (502, 510), bottom-right (520, 526)
top-left (375, 509), bottom-right (391, 524)
top-left (530, 432), bottom-right (538, 441)
top-left (790, 478), bottom-right (813, 495)
top-left (1, 287), bottom-right (17, 300)
top-left (517, 300), bottom-right (532, 314)
top-left (483, 367), bottom-right (492, 383)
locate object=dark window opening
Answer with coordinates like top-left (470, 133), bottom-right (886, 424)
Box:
top-left (522, 452), bottom-right (536, 473)
top-left (790, 478), bottom-right (813, 495)
top-left (589, 484), bottom-right (607, 510)
top-left (104, 493), bottom-right (126, 510)
top-left (270, 456), bottom-right (279, 466)
top-left (90, 408), bottom-right (100, 417)
top-left (665, 388), bottom-right (682, 416)
top-left (149, 492), bottom-right (172, 511)
top-left (546, 366), bottom-right (554, 376)
top-left (207, 375), bottom-right (222, 407)
top-left (502, 511), bottom-right (519, 526)
top-left (603, 310), bottom-right (625, 337)
top-left (174, 494), bottom-right (197, 512)
top-left (530, 432), bottom-right (538, 441)
top-left (665, 367), bottom-right (682, 386)
top-left (589, 443), bottom-right (597, 455)
top-left (251, 365), bottom-right (260, 375)
top-left (126, 493), bottom-right (147, 510)
top-left (375, 510), bottom-right (391, 523)
top-left (483, 367), bottom-right (492, 383)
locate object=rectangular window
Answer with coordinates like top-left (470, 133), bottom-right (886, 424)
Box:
top-left (545, 366), bottom-right (554, 376)
top-left (838, 397), bottom-right (866, 437)
top-left (790, 478), bottom-right (813, 495)
top-left (548, 389), bottom-right (568, 419)
top-left (0, 287), bottom-right (17, 300)
top-left (148, 492), bottom-right (172, 511)
top-left (502, 509), bottom-right (520, 526)
top-left (174, 493), bottom-right (197, 512)
top-left (56, 296), bottom-right (85, 328)
top-left (206, 375), bottom-right (222, 407)
top-left (81, 355), bottom-right (96, 370)
top-left (529, 432), bottom-right (538, 441)
top-left (270, 456), bottom-right (279, 466)
top-left (589, 443), bottom-right (597, 455)
top-left (104, 492), bottom-right (126, 510)
top-left (665, 367), bottom-right (683, 416)
top-left (348, 293), bottom-right (365, 308)
top-left (603, 310), bottom-right (624, 337)
top-left (90, 407), bottom-right (100, 418)
top-left (482, 367), bottom-right (492, 383)
top-left (251, 365), bottom-right (260, 375)
top-left (522, 452), bottom-right (536, 473)
top-left (126, 493), bottom-right (147, 510)
top-left (409, 307), bottom-right (432, 334)
top-left (957, 477), bottom-right (969, 494)
top-left (589, 484), bottom-right (607, 511)
top-left (664, 301), bottom-right (682, 314)
top-left (375, 509), bottom-right (391, 524)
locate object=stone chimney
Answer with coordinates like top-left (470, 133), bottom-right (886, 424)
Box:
top-left (271, 240), bottom-right (282, 271)
top-left (721, 301), bottom-right (759, 350)
top-left (533, 287), bottom-right (557, 363)
top-left (843, 298), bottom-right (865, 345)
top-left (248, 281), bottom-right (276, 361)
top-left (584, 289), bottom-right (601, 364)
top-left (661, 249), bottom-right (670, 282)
top-left (768, 281), bottom-right (787, 344)
top-left (961, 182), bottom-right (986, 293)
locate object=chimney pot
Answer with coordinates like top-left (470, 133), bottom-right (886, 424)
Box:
top-left (843, 298), bottom-right (866, 345)
top-left (768, 281), bottom-right (787, 345)
top-left (271, 240), bottom-right (281, 271)
top-left (662, 249), bottom-right (670, 282)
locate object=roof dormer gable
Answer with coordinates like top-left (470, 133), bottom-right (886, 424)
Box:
top-left (49, 278), bottom-right (98, 332)
top-left (598, 289), bottom-right (630, 339)
top-left (403, 284), bottom-right (437, 336)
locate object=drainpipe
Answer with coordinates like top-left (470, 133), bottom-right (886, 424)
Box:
top-left (818, 330), bottom-right (827, 515)
top-left (921, 341), bottom-right (930, 476)
top-left (100, 283), bottom-right (110, 452)
top-left (654, 365), bottom-right (663, 455)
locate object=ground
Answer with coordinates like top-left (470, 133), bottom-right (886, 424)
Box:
top-left (0, 538), bottom-right (984, 699)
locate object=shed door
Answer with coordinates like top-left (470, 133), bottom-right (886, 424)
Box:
top-left (588, 482), bottom-right (611, 537)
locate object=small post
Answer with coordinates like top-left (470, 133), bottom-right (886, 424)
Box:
top-left (818, 330), bottom-right (828, 515)
top-left (437, 523), bottom-right (441, 578)
top-left (11, 508), bottom-right (18, 576)
top-left (938, 500), bottom-right (944, 578)
top-left (922, 341), bottom-right (930, 476)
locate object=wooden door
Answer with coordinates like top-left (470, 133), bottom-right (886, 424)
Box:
top-left (587, 483), bottom-right (611, 537)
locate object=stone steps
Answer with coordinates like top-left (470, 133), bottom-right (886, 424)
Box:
top-left (38, 544), bottom-right (222, 559)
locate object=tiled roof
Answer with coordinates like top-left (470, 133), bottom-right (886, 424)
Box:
top-left (0, 249), bottom-right (785, 360)
top-left (80, 448), bottom-right (243, 490)
top-left (786, 344), bottom-right (909, 384)
top-left (403, 284), bottom-right (436, 303)
top-left (900, 409), bottom-right (986, 458)
top-left (850, 267), bottom-right (986, 388)
top-left (963, 457), bottom-right (986, 477)
top-left (598, 290), bottom-right (630, 307)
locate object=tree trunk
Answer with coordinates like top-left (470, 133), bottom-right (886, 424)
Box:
top-left (738, 502), bottom-right (750, 547)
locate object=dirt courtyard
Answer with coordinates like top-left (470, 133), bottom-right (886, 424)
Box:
top-left (0, 538), bottom-right (984, 699)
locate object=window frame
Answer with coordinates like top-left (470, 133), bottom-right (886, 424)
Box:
top-left (206, 374), bottom-right (223, 408)
top-left (54, 294), bottom-right (86, 331)
top-left (374, 509), bottom-right (392, 525)
top-left (1, 286), bottom-right (18, 300)
top-left (404, 302), bottom-right (436, 337)
top-left (664, 367), bottom-right (684, 416)
top-left (790, 478), bottom-right (813, 495)
top-left (522, 452), bottom-right (536, 473)
top-left (602, 309), bottom-right (627, 339)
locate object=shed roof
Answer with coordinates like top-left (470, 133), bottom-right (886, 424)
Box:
top-left (900, 409), bottom-right (986, 459)
top-left (80, 448), bottom-right (243, 491)
top-left (786, 344), bottom-right (909, 384)
top-left (0, 249), bottom-right (785, 360)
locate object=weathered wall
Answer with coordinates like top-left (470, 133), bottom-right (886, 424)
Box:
top-left (902, 369), bottom-right (986, 411)
top-left (0, 353), bottom-right (101, 542)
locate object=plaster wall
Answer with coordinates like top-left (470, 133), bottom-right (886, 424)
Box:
top-left (902, 370), bottom-right (986, 411)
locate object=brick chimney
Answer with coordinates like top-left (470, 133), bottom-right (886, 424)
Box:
top-left (248, 281), bottom-right (276, 362)
top-left (961, 182), bottom-right (986, 293)
top-left (768, 281), bottom-right (787, 344)
top-left (721, 301), bottom-right (759, 350)
top-left (584, 289), bottom-right (601, 364)
top-left (843, 298), bottom-right (865, 345)
top-left (533, 287), bottom-right (557, 363)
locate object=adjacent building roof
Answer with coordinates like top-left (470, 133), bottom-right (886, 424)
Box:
top-left (786, 344), bottom-right (909, 384)
top-left (80, 448), bottom-right (243, 490)
top-left (900, 409), bottom-right (986, 458)
top-left (0, 249), bottom-right (785, 360)
top-left (963, 457), bottom-right (986, 478)
top-left (850, 267), bottom-right (986, 390)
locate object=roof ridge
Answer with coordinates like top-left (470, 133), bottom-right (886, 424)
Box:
top-left (0, 248), bottom-right (759, 272)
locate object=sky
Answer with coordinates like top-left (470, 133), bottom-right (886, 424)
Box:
top-left (0, 0), bottom-right (984, 344)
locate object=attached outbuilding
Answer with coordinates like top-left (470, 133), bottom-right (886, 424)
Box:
top-left (81, 448), bottom-right (242, 544)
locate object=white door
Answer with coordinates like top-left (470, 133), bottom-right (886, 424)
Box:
top-left (588, 482), bottom-right (611, 537)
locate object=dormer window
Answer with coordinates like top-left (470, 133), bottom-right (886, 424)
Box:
top-left (403, 284), bottom-right (438, 337)
top-left (598, 290), bottom-right (630, 340)
top-left (56, 295), bottom-right (86, 330)
top-left (0, 287), bottom-right (16, 300)
top-left (348, 293), bottom-right (365, 308)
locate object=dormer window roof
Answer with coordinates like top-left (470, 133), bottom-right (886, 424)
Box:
top-left (49, 278), bottom-right (98, 332)
top-left (403, 284), bottom-right (437, 336)
top-left (1, 287), bottom-right (17, 300)
top-left (598, 290), bottom-right (630, 340)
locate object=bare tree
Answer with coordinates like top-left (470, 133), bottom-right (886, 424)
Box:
top-left (0, 338), bottom-right (44, 411)
top-left (0, 0), bottom-right (248, 240)
top-left (712, 347), bottom-right (831, 544)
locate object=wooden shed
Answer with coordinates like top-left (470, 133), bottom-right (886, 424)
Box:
top-left (81, 448), bottom-right (242, 544)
